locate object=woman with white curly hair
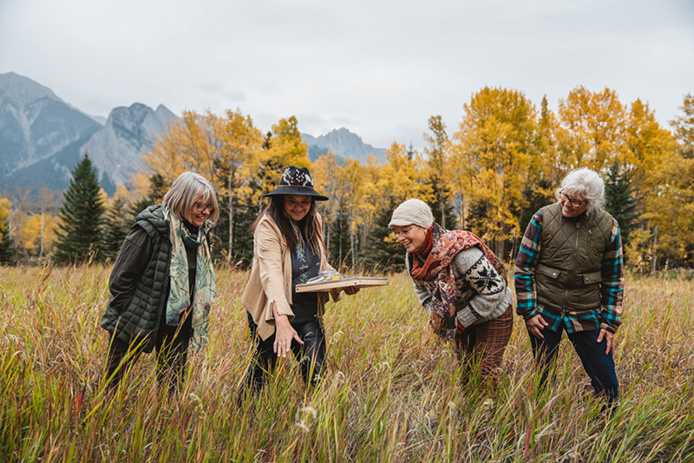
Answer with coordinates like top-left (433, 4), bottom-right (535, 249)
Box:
top-left (515, 167), bottom-right (625, 410)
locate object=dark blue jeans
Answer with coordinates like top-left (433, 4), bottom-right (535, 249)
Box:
top-left (241, 312), bottom-right (326, 396)
top-left (529, 325), bottom-right (619, 406)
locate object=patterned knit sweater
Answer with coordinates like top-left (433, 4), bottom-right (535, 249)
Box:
top-left (408, 246), bottom-right (513, 328)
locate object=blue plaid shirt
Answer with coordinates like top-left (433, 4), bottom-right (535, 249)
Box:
top-left (514, 209), bottom-right (624, 333)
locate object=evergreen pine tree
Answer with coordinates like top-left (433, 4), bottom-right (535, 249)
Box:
top-left (212, 192), bottom-right (257, 267)
top-left (361, 203), bottom-right (405, 272)
top-left (518, 179), bottom-right (555, 237)
top-left (128, 173), bottom-right (169, 227)
top-left (228, 201), bottom-right (257, 267)
top-left (53, 153), bottom-right (106, 264)
top-left (103, 197), bottom-right (131, 261)
top-left (329, 203), bottom-right (351, 269)
top-left (424, 115), bottom-right (454, 228)
top-left (0, 221), bottom-right (15, 265)
top-left (604, 161), bottom-right (637, 248)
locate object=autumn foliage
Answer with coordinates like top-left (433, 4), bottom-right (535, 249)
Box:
top-left (1, 87), bottom-right (692, 269)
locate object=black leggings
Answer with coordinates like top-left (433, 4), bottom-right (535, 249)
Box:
top-left (103, 311), bottom-right (193, 394)
top-left (242, 312), bottom-right (326, 395)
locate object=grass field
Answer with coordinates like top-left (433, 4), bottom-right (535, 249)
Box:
top-left (1, 265), bottom-right (693, 462)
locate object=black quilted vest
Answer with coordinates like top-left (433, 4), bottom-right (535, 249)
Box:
top-left (101, 205), bottom-right (172, 353)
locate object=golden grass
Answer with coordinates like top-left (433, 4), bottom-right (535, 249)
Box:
top-left (1, 265), bottom-right (693, 462)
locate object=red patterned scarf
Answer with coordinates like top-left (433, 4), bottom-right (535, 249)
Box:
top-left (410, 222), bottom-right (505, 340)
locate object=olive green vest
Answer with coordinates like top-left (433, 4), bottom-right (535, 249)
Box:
top-left (535, 202), bottom-right (613, 315)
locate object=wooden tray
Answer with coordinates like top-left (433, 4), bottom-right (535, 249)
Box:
top-left (295, 277), bottom-right (389, 293)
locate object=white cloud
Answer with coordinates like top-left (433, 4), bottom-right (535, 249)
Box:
top-left (1, 0), bottom-right (692, 150)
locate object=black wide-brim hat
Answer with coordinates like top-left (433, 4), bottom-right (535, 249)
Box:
top-left (263, 165), bottom-right (329, 201)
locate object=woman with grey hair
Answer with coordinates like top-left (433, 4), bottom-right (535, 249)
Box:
top-left (515, 167), bottom-right (624, 410)
top-left (389, 198), bottom-right (514, 389)
top-left (101, 171), bottom-right (219, 394)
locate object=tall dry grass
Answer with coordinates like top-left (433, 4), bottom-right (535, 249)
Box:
top-left (1, 265), bottom-right (693, 462)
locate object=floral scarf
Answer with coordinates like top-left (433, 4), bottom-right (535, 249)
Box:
top-left (164, 208), bottom-right (217, 353)
top-left (409, 222), bottom-right (504, 341)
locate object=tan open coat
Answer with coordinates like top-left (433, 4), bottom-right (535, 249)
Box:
top-left (241, 212), bottom-right (342, 341)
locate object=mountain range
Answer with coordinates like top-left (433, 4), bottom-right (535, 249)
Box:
top-left (0, 72), bottom-right (386, 197)
top-left (302, 128), bottom-right (386, 164)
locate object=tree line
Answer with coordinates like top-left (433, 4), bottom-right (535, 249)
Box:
top-left (1, 86), bottom-right (693, 271)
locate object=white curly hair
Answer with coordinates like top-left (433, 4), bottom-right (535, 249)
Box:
top-left (555, 168), bottom-right (605, 211)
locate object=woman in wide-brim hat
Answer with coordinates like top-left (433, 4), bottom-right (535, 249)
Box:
top-left (239, 165), bottom-right (359, 397)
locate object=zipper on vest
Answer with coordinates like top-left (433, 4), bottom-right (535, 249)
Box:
top-left (561, 222), bottom-right (581, 314)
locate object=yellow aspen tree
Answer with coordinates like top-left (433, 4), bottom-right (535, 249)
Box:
top-left (312, 150), bottom-right (343, 230)
top-left (643, 152), bottom-right (694, 267)
top-left (126, 172), bottom-right (155, 204)
top-left (16, 213), bottom-right (58, 259)
top-left (452, 87), bottom-right (538, 256)
top-left (216, 109), bottom-right (263, 260)
top-left (343, 158), bottom-right (369, 268)
top-left (378, 142), bottom-right (427, 205)
top-left (143, 109), bottom-right (222, 184)
top-left (643, 94), bottom-right (694, 267)
top-left (36, 188), bottom-right (58, 262)
top-left (516, 96), bottom-right (573, 241)
top-left (450, 137), bottom-right (478, 230)
top-left (142, 117), bottom-right (188, 183)
top-left (359, 154), bottom-right (383, 233)
top-left (557, 86), bottom-right (627, 171)
top-left (312, 150), bottom-right (342, 201)
top-left (372, 142), bottom-right (428, 256)
top-left (312, 151), bottom-right (348, 264)
top-left (357, 155), bottom-right (386, 265)
top-left (178, 110), bottom-right (223, 180)
top-left (251, 116), bottom-right (311, 199)
top-left (0, 197), bottom-right (13, 263)
top-left (313, 155), bottom-right (377, 268)
top-left (0, 198), bottom-right (11, 241)
top-left (423, 115), bottom-right (454, 229)
top-left (537, 96), bottom-right (570, 190)
top-left (671, 93), bottom-right (694, 160)
top-left (625, 99), bottom-right (677, 204)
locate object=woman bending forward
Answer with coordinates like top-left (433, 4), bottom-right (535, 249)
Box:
top-left (390, 199), bottom-right (513, 388)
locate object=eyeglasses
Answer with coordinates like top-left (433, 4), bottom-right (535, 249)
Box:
top-left (560, 189), bottom-right (585, 208)
top-left (194, 202), bottom-right (213, 213)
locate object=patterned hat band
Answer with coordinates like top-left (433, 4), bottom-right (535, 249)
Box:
top-left (263, 165), bottom-right (329, 201)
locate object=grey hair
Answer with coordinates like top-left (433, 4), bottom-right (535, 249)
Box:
top-left (555, 167), bottom-right (604, 211)
top-left (162, 171), bottom-right (220, 223)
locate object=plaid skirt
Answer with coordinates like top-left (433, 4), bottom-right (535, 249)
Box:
top-left (455, 304), bottom-right (513, 382)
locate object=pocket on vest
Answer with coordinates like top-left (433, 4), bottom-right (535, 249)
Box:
top-left (536, 263), bottom-right (561, 280)
top-left (581, 270), bottom-right (602, 285)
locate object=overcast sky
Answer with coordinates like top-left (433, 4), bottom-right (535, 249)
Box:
top-left (1, 0), bottom-right (693, 150)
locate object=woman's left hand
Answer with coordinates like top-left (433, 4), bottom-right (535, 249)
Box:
top-left (271, 302), bottom-right (303, 357)
top-left (343, 286), bottom-right (360, 296)
top-left (273, 314), bottom-right (303, 357)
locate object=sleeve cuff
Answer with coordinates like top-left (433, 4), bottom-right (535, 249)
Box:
top-left (330, 288), bottom-right (344, 303)
top-left (521, 308), bottom-right (539, 321)
top-left (266, 300), bottom-right (294, 322)
top-left (455, 306), bottom-right (477, 328)
top-left (599, 322), bottom-right (618, 333)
